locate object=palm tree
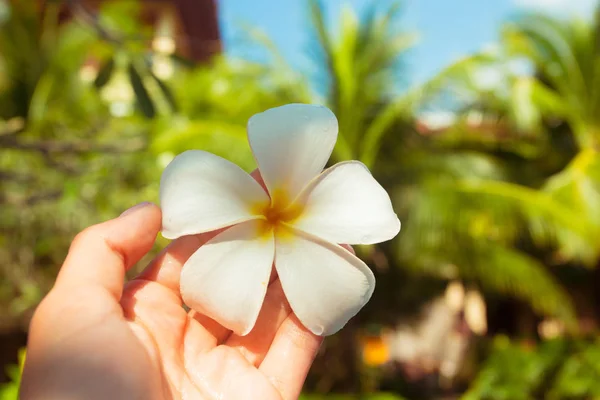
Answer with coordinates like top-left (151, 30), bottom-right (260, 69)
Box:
top-left (306, 0), bottom-right (417, 166)
top-left (400, 10), bottom-right (600, 334)
top-left (298, 3), bottom-right (600, 396)
top-left (501, 11), bottom-right (600, 238)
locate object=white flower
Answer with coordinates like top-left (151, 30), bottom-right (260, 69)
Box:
top-left (160, 104), bottom-right (400, 336)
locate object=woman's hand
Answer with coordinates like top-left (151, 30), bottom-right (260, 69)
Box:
top-left (20, 202), bottom-right (322, 400)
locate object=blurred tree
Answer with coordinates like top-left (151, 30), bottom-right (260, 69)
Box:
top-left (0, 0), bottom-right (320, 345)
top-left (500, 11), bottom-right (600, 244)
top-left (0, 0), bottom-right (160, 334)
top-left (300, 0), bottom-right (425, 394)
top-left (0, 0), bottom-right (310, 332)
top-left (306, 8), bottom-right (600, 396)
top-left (306, 0), bottom-right (591, 331)
top-left (305, 0), bottom-right (417, 166)
top-left (396, 10), bottom-right (600, 336)
top-left (239, 0), bottom-right (598, 395)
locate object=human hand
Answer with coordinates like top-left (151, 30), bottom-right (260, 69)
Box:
top-left (20, 202), bottom-right (323, 400)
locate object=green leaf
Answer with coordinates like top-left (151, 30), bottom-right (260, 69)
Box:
top-left (93, 57), bottom-right (115, 89)
top-left (127, 63), bottom-right (155, 118)
top-left (149, 71), bottom-right (178, 112)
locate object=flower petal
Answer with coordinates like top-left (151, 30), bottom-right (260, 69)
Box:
top-left (180, 220), bottom-right (275, 335)
top-left (293, 161), bottom-right (400, 245)
top-left (275, 228), bottom-right (375, 336)
top-left (247, 104), bottom-right (338, 203)
top-left (160, 150), bottom-right (269, 239)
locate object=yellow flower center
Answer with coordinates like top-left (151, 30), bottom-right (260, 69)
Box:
top-left (251, 188), bottom-right (303, 239)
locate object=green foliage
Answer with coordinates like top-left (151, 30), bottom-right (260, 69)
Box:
top-left (398, 179), bottom-right (580, 323)
top-left (396, 7), bottom-right (600, 326)
top-left (0, 1), bottom-right (153, 321)
top-left (463, 336), bottom-right (600, 400)
top-left (152, 56), bottom-right (309, 171)
top-left (307, 0), bottom-right (417, 164)
top-left (502, 12), bottom-right (600, 149)
top-left (0, 0), bottom-right (308, 327)
top-left (0, 348), bottom-right (25, 400)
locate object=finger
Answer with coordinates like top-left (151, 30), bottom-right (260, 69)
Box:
top-left (227, 243), bottom-right (352, 366)
top-left (132, 231), bottom-right (231, 348)
top-left (259, 313), bottom-right (323, 400)
top-left (134, 231), bottom-right (219, 296)
top-left (131, 169), bottom-right (265, 340)
top-left (225, 272), bottom-right (291, 366)
top-left (55, 202), bottom-right (161, 300)
top-left (185, 310), bottom-right (232, 351)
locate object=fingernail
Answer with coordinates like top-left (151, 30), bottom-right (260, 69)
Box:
top-left (120, 202), bottom-right (153, 218)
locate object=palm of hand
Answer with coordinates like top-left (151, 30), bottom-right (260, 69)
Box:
top-left (22, 205), bottom-right (321, 400)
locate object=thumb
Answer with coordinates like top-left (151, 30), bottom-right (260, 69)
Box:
top-left (55, 202), bottom-right (162, 300)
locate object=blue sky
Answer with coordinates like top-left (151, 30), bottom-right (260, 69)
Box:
top-left (218, 0), bottom-right (597, 84)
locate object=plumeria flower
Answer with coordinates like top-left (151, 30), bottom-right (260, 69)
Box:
top-left (160, 104), bottom-right (400, 336)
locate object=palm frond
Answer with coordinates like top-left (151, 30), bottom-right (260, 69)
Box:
top-left (398, 182), bottom-right (578, 322)
top-left (501, 13), bottom-right (600, 148)
top-left (468, 243), bottom-right (576, 324)
top-left (307, 0), bottom-right (416, 162)
top-left (544, 149), bottom-right (600, 231)
top-left (506, 14), bottom-right (586, 104)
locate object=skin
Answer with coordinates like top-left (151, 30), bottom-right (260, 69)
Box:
top-left (20, 201), bottom-right (326, 400)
